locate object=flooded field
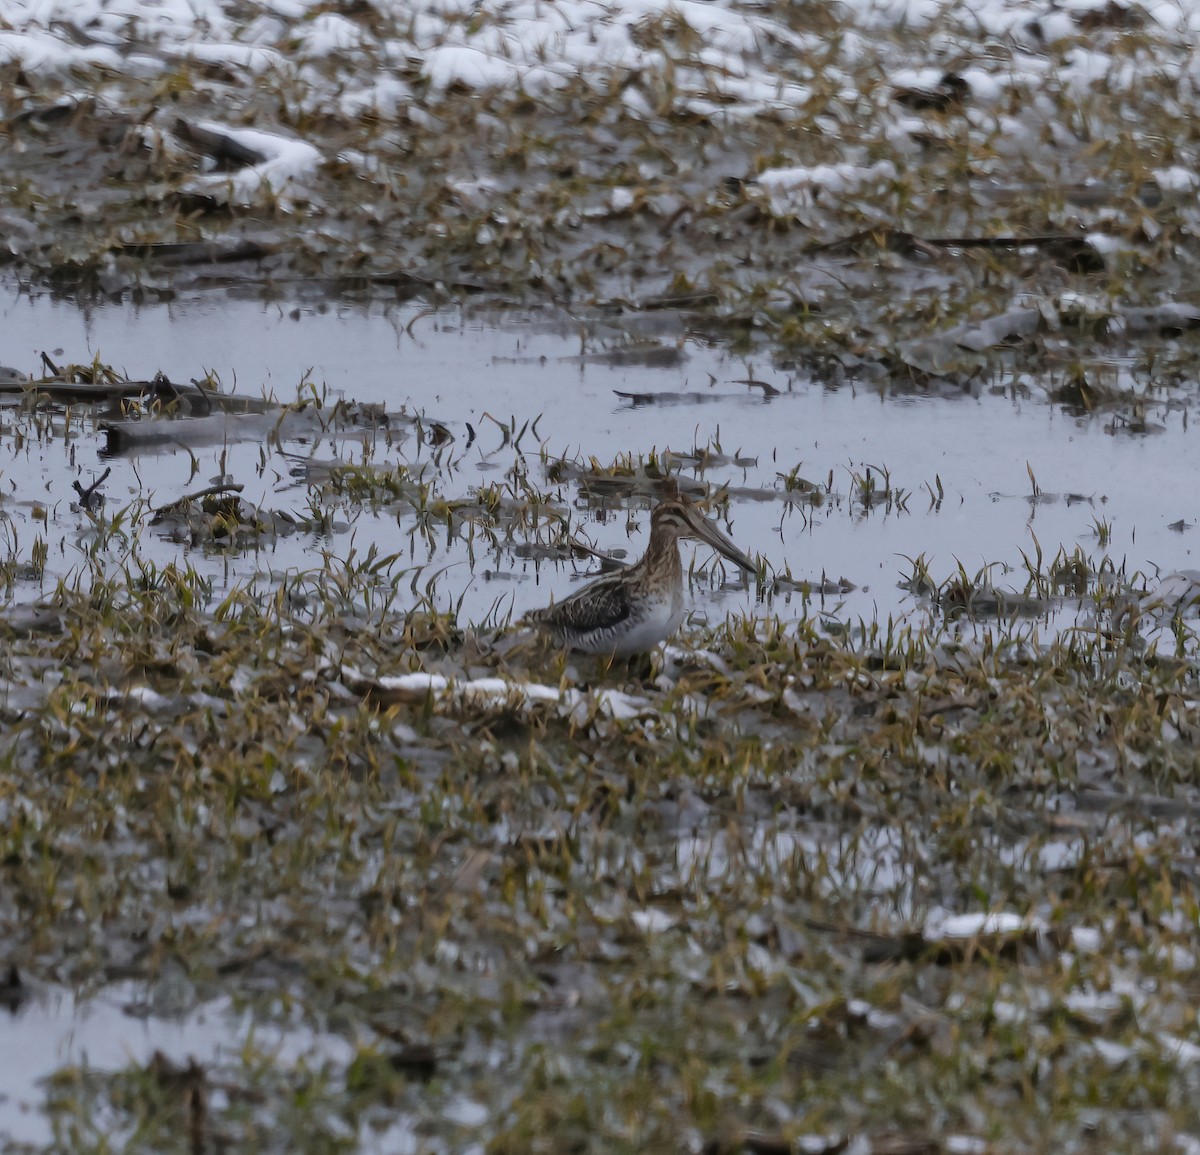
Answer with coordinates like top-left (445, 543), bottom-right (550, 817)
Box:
top-left (3, 287), bottom-right (1198, 646)
top-left (5, 0), bottom-right (1200, 1150)
top-left (1, 281), bottom-right (1199, 1154)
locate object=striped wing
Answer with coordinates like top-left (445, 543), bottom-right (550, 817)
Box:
top-left (526, 573), bottom-right (634, 638)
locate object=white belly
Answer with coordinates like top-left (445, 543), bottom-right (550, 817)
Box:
top-left (576, 589), bottom-right (684, 656)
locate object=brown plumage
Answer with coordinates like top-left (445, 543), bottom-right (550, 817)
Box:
top-left (525, 497), bottom-right (756, 655)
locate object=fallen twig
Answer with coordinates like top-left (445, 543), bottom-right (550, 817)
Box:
top-left (72, 467), bottom-right (111, 511)
top-left (151, 482), bottom-right (245, 516)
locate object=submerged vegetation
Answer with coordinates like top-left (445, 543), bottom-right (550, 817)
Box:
top-left (0, 376), bottom-right (1192, 1152)
top-left (4, 0), bottom-right (1200, 1149)
top-left (5, 535), bottom-right (1200, 1153)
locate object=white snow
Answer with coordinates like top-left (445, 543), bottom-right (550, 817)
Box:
top-left (928, 910), bottom-right (1030, 940)
top-left (5, 0), bottom-right (1189, 129)
top-left (1153, 166), bottom-right (1200, 193)
top-left (370, 668), bottom-right (651, 721)
top-left (180, 122), bottom-right (322, 206)
top-left (631, 908), bottom-right (678, 933)
top-left (755, 160), bottom-right (900, 216)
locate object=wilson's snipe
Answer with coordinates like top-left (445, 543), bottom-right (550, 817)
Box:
top-left (525, 496), bottom-right (756, 655)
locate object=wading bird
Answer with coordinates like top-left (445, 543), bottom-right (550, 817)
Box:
top-left (526, 496), bottom-right (756, 656)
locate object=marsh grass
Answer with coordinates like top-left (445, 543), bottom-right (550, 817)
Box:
top-left (0, 395), bottom-right (1195, 1151)
top-left (5, 0), bottom-right (1200, 1148)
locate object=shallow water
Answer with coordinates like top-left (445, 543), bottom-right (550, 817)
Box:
top-left (1, 286), bottom-right (1196, 638)
top-left (0, 977), bottom-right (452, 1152)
